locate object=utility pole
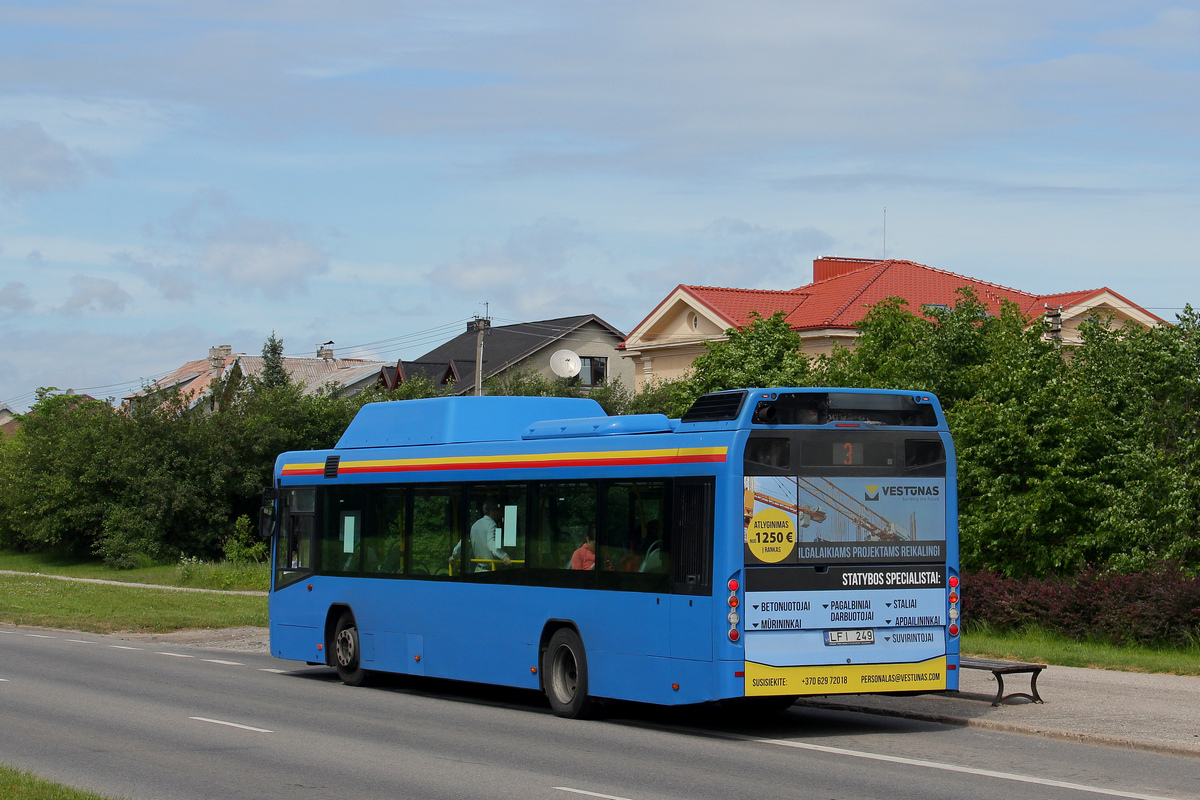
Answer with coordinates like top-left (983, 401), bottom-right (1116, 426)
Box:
top-left (472, 311), bottom-right (491, 396)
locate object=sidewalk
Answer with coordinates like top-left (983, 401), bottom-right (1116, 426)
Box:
top-left (795, 664), bottom-right (1200, 758)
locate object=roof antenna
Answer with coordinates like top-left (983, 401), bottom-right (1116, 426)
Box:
top-left (883, 207), bottom-right (887, 259)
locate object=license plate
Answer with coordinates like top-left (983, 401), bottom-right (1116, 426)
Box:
top-left (824, 628), bottom-right (874, 646)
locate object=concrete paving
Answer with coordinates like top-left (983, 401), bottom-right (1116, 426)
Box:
top-left (795, 663), bottom-right (1200, 758)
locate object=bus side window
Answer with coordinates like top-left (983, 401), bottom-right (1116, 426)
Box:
top-left (322, 486), bottom-right (368, 575)
top-left (599, 481), bottom-right (669, 593)
top-left (528, 482), bottom-right (597, 587)
top-left (464, 484), bottom-right (526, 583)
top-left (411, 487), bottom-right (463, 578)
top-left (370, 488), bottom-right (407, 574)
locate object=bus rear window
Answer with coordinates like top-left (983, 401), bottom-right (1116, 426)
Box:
top-left (753, 392), bottom-right (938, 426)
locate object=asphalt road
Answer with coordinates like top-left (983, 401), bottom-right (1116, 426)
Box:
top-left (2, 628), bottom-right (1197, 800)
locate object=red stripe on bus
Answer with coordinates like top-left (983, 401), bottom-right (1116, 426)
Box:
top-left (284, 452), bottom-right (726, 476)
top-left (334, 453), bottom-right (727, 474)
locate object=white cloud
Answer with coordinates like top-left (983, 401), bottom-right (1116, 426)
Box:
top-left (0, 122), bottom-right (84, 197)
top-left (0, 282), bottom-right (33, 313)
top-left (1095, 7), bottom-right (1200, 52)
top-left (59, 274), bottom-right (132, 315)
top-left (629, 219), bottom-right (835, 291)
top-left (429, 217), bottom-right (615, 318)
top-left (135, 190), bottom-right (330, 297)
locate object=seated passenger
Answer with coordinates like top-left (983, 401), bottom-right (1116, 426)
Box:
top-left (640, 540), bottom-right (664, 573)
top-left (570, 532), bottom-right (595, 570)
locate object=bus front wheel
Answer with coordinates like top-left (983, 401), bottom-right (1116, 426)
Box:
top-left (333, 611), bottom-right (369, 686)
top-left (543, 628), bottom-right (594, 719)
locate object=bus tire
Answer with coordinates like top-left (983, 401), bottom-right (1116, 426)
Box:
top-left (543, 628), bottom-right (594, 719)
top-left (333, 611), bottom-right (369, 686)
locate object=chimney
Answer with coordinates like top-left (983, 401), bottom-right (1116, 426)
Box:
top-left (813, 256), bottom-right (883, 283)
top-left (208, 344), bottom-right (232, 369)
top-left (317, 343), bottom-right (334, 360)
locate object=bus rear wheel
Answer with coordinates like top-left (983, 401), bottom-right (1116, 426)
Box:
top-left (543, 628), bottom-right (594, 719)
top-left (333, 611), bottom-right (369, 686)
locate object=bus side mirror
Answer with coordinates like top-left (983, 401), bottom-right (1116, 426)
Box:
top-left (260, 487), bottom-right (279, 539)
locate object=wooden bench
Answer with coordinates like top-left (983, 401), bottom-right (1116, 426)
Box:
top-left (960, 657), bottom-right (1046, 706)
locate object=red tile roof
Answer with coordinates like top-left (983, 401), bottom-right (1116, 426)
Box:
top-left (676, 259), bottom-right (1160, 333)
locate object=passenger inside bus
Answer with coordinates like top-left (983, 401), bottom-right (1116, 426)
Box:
top-left (570, 529), bottom-right (596, 570)
top-left (451, 501), bottom-right (512, 571)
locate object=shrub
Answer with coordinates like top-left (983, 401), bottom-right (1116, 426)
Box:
top-left (962, 563), bottom-right (1200, 647)
top-left (223, 515), bottom-right (268, 564)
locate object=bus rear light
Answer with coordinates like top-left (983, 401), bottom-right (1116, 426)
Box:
top-left (949, 623), bottom-right (960, 636)
top-left (672, 683), bottom-right (680, 691)
top-left (948, 608), bottom-right (959, 620)
top-left (948, 592), bottom-right (959, 604)
top-left (948, 576), bottom-right (959, 588)
top-left (734, 671), bottom-right (745, 678)
top-left (727, 578), bottom-right (739, 592)
top-left (728, 595), bottom-right (739, 608)
top-left (728, 629), bottom-right (740, 642)
top-left (531, 667), bottom-right (537, 674)
top-left (727, 611), bottom-right (740, 626)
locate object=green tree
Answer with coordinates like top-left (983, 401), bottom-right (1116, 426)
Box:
top-left (259, 331), bottom-right (289, 389)
top-left (689, 311), bottom-right (810, 398)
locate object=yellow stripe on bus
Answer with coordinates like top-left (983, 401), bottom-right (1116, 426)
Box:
top-left (282, 446), bottom-right (727, 474)
top-left (745, 656), bottom-right (948, 696)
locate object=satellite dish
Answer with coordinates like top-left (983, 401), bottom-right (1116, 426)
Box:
top-left (550, 349), bottom-right (582, 379)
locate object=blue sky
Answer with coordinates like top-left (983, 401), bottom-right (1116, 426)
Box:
top-left (1, 1), bottom-right (1197, 410)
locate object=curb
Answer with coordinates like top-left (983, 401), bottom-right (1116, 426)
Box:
top-left (793, 698), bottom-right (1200, 760)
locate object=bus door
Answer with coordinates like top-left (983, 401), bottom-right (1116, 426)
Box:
top-left (275, 487), bottom-right (316, 591)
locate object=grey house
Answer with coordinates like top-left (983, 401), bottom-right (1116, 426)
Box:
top-left (391, 315), bottom-right (632, 394)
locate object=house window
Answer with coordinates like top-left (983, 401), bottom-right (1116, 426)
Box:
top-left (579, 356), bottom-right (607, 387)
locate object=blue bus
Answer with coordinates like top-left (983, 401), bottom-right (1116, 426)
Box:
top-left (264, 388), bottom-right (960, 717)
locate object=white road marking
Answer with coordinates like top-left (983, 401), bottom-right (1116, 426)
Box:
top-left (0, 678), bottom-right (9, 682)
top-left (756, 738), bottom-right (1184, 800)
top-left (25, 633), bottom-right (55, 638)
top-left (202, 659), bottom-right (244, 666)
top-left (189, 717), bottom-right (273, 733)
top-left (155, 652), bottom-right (193, 658)
top-left (554, 789), bottom-right (633, 800)
top-left (258, 668), bottom-right (286, 673)
top-left (109, 645), bottom-right (143, 650)
top-left (66, 639), bottom-right (96, 644)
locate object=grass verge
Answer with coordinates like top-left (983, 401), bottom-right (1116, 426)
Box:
top-left (0, 764), bottom-right (119, 800)
top-left (0, 573), bottom-right (265, 634)
top-left (0, 550), bottom-right (268, 592)
top-left (962, 624), bottom-right (1200, 676)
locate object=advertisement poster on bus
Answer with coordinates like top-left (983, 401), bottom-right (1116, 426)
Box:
top-left (743, 476), bottom-right (946, 565)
